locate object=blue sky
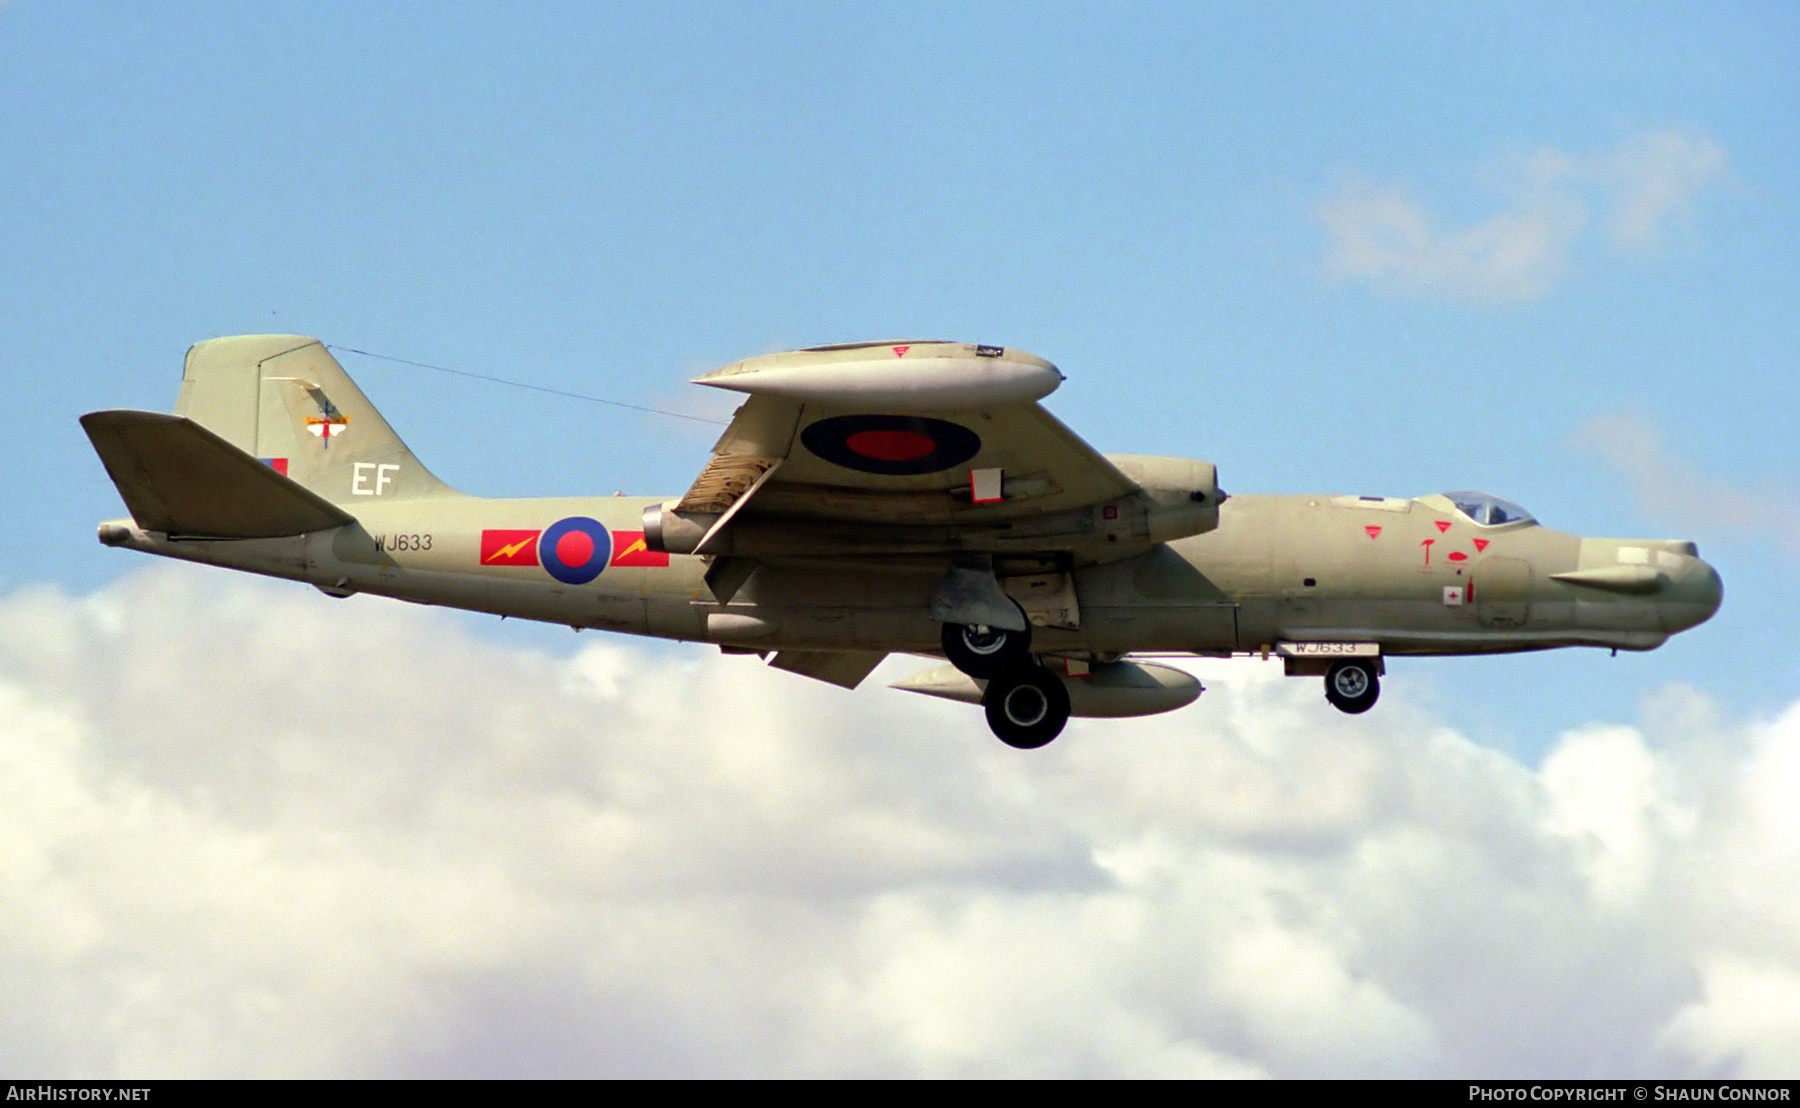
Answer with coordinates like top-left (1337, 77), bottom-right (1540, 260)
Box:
top-left (5, 1), bottom-right (1799, 1077)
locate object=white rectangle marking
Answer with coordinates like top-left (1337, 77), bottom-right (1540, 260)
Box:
top-left (971, 467), bottom-right (1004, 504)
top-left (1277, 642), bottom-right (1379, 658)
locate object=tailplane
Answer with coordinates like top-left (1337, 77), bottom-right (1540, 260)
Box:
top-left (81, 410), bottom-right (354, 538)
top-left (173, 335), bottom-right (454, 503)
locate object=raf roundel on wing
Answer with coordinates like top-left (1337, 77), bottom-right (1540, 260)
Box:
top-left (800, 414), bottom-right (982, 476)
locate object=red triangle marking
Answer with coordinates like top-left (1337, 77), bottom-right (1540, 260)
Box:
top-left (1364, 525), bottom-right (1382, 539)
top-left (1435, 520), bottom-right (1452, 533)
top-left (1473, 538), bottom-right (1490, 552)
top-left (892, 344), bottom-right (911, 357)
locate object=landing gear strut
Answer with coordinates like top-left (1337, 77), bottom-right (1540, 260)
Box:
top-left (1324, 658), bottom-right (1380, 714)
top-left (982, 664), bottom-right (1070, 749)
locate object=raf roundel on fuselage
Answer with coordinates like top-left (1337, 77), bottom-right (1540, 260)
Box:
top-left (539, 516), bottom-right (611, 584)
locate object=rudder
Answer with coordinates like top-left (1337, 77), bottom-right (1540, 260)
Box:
top-left (175, 335), bottom-right (455, 503)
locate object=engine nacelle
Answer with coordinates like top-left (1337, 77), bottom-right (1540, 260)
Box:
top-left (1108, 454), bottom-right (1222, 542)
top-left (642, 501), bottom-right (719, 555)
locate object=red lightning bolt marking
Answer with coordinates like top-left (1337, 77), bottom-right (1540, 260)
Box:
top-left (488, 537), bottom-right (533, 562)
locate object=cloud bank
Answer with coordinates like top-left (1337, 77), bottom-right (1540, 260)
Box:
top-left (1319, 128), bottom-right (1729, 303)
top-left (1, 566), bottom-right (1796, 1077)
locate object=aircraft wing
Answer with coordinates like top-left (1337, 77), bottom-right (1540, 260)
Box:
top-left (654, 342), bottom-right (1169, 564)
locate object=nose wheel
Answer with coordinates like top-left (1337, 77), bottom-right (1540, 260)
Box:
top-left (982, 664), bottom-right (1070, 748)
top-left (1324, 658), bottom-right (1380, 714)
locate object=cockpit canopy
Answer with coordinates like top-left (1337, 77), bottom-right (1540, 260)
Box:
top-left (1442, 491), bottom-right (1535, 527)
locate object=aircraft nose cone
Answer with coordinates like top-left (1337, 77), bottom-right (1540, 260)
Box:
top-left (1662, 556), bottom-right (1723, 633)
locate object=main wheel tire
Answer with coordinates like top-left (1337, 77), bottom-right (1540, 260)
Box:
top-left (983, 665), bottom-right (1071, 749)
top-left (1324, 658), bottom-right (1380, 714)
top-left (941, 605), bottom-right (1032, 678)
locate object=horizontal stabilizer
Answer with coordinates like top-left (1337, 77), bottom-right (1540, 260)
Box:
top-left (81, 410), bottom-right (355, 538)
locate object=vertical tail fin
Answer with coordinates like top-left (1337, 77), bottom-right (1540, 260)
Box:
top-left (175, 335), bottom-right (455, 502)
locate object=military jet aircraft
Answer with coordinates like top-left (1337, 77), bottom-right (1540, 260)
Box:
top-left (82, 336), bottom-right (1721, 748)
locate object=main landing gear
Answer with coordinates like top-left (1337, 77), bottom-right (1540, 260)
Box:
top-left (941, 616), bottom-right (1069, 748)
top-left (940, 616), bottom-right (1031, 678)
top-left (982, 664), bottom-right (1071, 749)
top-left (1324, 658), bottom-right (1380, 714)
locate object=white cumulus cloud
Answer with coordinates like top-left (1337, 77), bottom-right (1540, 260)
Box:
top-left (1, 566), bottom-right (1797, 1077)
top-left (1319, 128), bottom-right (1728, 303)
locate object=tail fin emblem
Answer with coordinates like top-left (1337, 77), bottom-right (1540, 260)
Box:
top-left (305, 415), bottom-right (348, 441)
top-left (301, 386), bottom-right (348, 444)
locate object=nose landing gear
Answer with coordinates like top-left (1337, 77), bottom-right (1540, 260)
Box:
top-left (1324, 658), bottom-right (1380, 714)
